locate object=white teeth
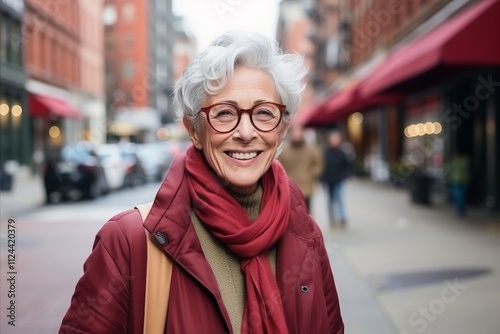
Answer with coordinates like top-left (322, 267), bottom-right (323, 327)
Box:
top-left (229, 152), bottom-right (258, 160)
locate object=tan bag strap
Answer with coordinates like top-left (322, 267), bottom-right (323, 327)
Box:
top-left (136, 202), bottom-right (173, 334)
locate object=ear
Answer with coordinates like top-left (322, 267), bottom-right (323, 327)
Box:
top-left (281, 122), bottom-right (291, 139)
top-left (183, 117), bottom-right (202, 150)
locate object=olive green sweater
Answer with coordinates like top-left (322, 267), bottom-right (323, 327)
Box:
top-left (191, 185), bottom-right (277, 334)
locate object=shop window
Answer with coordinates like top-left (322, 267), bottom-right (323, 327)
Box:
top-left (122, 2), bottom-right (136, 23)
top-left (122, 60), bottom-right (135, 80)
top-left (10, 22), bottom-right (23, 66)
top-left (103, 3), bottom-right (117, 26)
top-left (40, 33), bottom-right (46, 71)
top-left (105, 30), bottom-right (115, 50)
top-left (1, 17), bottom-right (23, 66)
top-left (0, 15), bottom-right (7, 62)
top-left (123, 31), bottom-right (134, 49)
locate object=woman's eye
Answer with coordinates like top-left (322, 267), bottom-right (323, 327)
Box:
top-left (255, 108), bottom-right (274, 118)
top-left (216, 109), bottom-right (235, 117)
top-left (212, 107), bottom-right (237, 119)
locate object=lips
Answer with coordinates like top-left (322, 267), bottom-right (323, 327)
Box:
top-left (226, 151), bottom-right (260, 160)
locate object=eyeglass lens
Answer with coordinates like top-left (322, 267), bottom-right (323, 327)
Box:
top-left (208, 103), bottom-right (282, 132)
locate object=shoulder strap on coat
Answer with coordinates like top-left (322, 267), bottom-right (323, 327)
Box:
top-left (135, 202), bottom-right (173, 334)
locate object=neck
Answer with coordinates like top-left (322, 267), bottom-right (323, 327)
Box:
top-left (228, 182), bottom-right (258, 196)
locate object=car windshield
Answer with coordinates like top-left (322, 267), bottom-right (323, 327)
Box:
top-left (60, 144), bottom-right (94, 163)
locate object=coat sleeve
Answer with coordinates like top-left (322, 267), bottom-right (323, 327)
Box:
top-left (318, 234), bottom-right (344, 334)
top-left (59, 220), bottom-right (133, 334)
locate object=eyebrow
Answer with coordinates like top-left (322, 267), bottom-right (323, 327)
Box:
top-left (217, 99), bottom-right (269, 106)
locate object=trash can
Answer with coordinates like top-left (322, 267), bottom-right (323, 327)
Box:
top-left (409, 171), bottom-right (431, 205)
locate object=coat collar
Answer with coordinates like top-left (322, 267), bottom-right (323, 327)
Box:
top-left (143, 149), bottom-right (322, 285)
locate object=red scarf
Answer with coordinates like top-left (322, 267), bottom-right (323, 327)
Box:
top-left (185, 146), bottom-right (290, 334)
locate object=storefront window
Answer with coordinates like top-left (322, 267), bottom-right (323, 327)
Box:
top-left (103, 4), bottom-right (117, 26)
top-left (122, 60), bottom-right (135, 80)
top-left (122, 2), bottom-right (135, 23)
top-left (10, 21), bottom-right (22, 66)
top-left (0, 15), bottom-right (7, 62)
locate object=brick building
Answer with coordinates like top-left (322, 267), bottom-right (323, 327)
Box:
top-left (284, 0), bottom-right (500, 210)
top-left (24, 0), bottom-right (106, 167)
top-left (104, 0), bottom-right (175, 142)
top-left (0, 0), bottom-right (105, 181)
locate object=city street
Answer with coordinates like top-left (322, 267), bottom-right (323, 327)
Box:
top-left (1, 177), bottom-right (500, 333)
top-left (1, 0), bottom-right (499, 333)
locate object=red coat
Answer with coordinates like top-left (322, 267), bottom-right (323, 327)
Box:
top-left (60, 153), bottom-right (344, 334)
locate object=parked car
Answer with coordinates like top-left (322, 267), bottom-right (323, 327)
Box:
top-left (119, 144), bottom-right (147, 187)
top-left (95, 143), bottom-right (127, 191)
top-left (134, 143), bottom-right (167, 182)
top-left (43, 141), bottom-right (107, 203)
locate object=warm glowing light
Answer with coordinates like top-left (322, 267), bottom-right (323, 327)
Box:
top-left (433, 122), bottom-right (442, 134)
top-left (412, 124), bottom-right (420, 136)
top-left (424, 121), bottom-right (435, 135)
top-left (156, 127), bottom-right (169, 141)
top-left (11, 105), bottom-right (22, 117)
top-left (408, 124), bottom-right (417, 137)
top-left (0, 103), bottom-right (9, 116)
top-left (417, 123), bottom-right (426, 136)
top-left (351, 112), bottom-right (364, 124)
top-left (404, 126), bottom-right (411, 138)
top-left (49, 126), bottom-right (61, 138)
top-left (405, 121), bottom-right (442, 138)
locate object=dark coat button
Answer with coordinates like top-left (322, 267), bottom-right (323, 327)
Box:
top-left (300, 285), bottom-right (309, 293)
top-left (154, 232), bottom-right (168, 245)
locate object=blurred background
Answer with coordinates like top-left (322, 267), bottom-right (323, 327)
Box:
top-left (0, 0), bottom-right (499, 333)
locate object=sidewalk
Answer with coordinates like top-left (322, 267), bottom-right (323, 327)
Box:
top-left (310, 178), bottom-right (500, 334)
top-left (0, 173), bottom-right (45, 219)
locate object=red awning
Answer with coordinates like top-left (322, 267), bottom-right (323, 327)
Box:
top-left (360, 0), bottom-right (500, 98)
top-left (324, 87), bottom-right (357, 115)
top-left (29, 93), bottom-right (83, 120)
top-left (301, 85), bottom-right (402, 126)
top-left (295, 101), bottom-right (326, 126)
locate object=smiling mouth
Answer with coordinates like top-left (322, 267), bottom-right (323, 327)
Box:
top-left (226, 151), bottom-right (260, 160)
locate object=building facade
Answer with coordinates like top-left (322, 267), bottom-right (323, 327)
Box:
top-left (0, 0), bottom-right (30, 180)
top-left (24, 0), bottom-right (106, 169)
top-left (104, 0), bottom-right (175, 142)
top-left (276, 0), bottom-right (317, 120)
top-left (291, 0), bottom-right (500, 211)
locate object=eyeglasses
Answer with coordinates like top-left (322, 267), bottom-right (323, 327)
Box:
top-left (199, 102), bottom-right (287, 133)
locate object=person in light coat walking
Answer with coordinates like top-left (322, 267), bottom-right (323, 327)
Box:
top-left (279, 124), bottom-right (324, 211)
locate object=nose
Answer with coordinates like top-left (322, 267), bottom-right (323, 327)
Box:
top-left (233, 113), bottom-right (257, 142)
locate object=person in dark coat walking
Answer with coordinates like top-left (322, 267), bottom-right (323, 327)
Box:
top-left (322, 130), bottom-right (353, 227)
top-left (60, 31), bottom-right (344, 334)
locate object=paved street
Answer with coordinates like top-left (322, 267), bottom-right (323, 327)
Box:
top-left (1, 177), bottom-right (499, 333)
top-left (310, 179), bottom-right (500, 334)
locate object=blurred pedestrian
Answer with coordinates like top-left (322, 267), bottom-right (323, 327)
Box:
top-left (278, 124), bottom-right (324, 211)
top-left (59, 31), bottom-right (344, 334)
top-left (447, 150), bottom-right (470, 217)
top-left (322, 130), bottom-right (353, 227)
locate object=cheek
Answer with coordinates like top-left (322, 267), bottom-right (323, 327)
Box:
top-left (201, 131), bottom-right (226, 152)
top-left (266, 131), bottom-right (286, 149)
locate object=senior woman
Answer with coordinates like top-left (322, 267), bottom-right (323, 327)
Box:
top-left (60, 31), bottom-right (344, 334)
